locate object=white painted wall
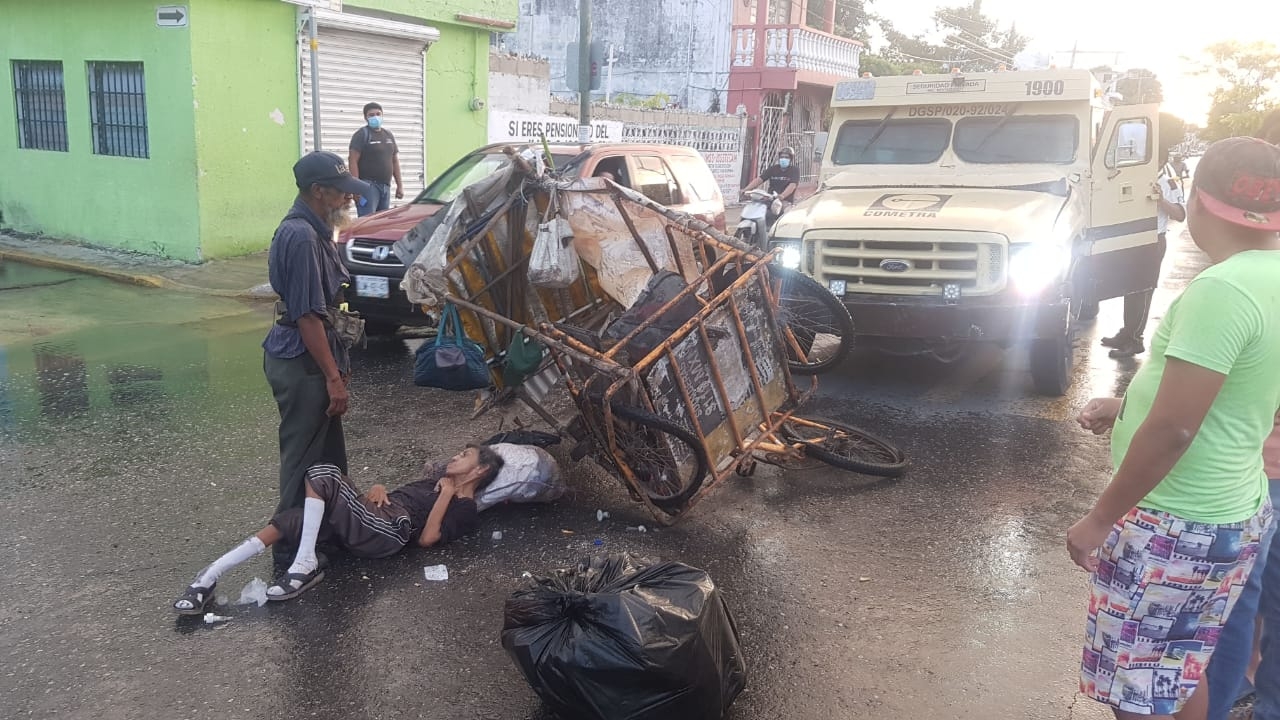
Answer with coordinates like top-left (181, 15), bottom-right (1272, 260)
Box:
top-left (488, 54), bottom-right (552, 114)
top-left (503, 0), bottom-right (733, 113)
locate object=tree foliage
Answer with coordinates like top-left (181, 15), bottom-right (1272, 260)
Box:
top-left (806, 0), bottom-right (873, 43)
top-left (1197, 41), bottom-right (1280, 142)
top-left (876, 0), bottom-right (1027, 73)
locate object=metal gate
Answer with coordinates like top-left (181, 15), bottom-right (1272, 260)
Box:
top-left (299, 20), bottom-right (430, 204)
top-left (756, 91), bottom-right (789, 176)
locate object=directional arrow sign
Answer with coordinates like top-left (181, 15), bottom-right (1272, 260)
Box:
top-left (156, 5), bottom-right (188, 27)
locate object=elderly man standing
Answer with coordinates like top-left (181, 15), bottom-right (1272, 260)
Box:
top-left (262, 151), bottom-right (369, 570)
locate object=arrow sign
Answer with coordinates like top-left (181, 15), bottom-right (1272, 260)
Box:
top-left (156, 5), bottom-right (188, 27)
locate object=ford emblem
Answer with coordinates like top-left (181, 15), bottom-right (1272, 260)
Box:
top-left (879, 259), bottom-right (910, 273)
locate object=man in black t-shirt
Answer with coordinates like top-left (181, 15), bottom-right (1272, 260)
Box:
top-left (173, 445), bottom-right (503, 613)
top-left (742, 146), bottom-right (801, 225)
top-left (349, 102), bottom-right (404, 217)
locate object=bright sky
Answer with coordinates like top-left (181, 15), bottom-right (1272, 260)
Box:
top-left (870, 0), bottom-right (1280, 124)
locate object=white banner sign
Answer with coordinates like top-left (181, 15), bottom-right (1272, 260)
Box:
top-left (701, 150), bottom-right (745, 201)
top-left (488, 111), bottom-right (624, 145)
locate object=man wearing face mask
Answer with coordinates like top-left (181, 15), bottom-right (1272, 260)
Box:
top-left (741, 146), bottom-right (801, 226)
top-left (348, 102), bottom-right (403, 217)
top-left (262, 151), bottom-right (370, 570)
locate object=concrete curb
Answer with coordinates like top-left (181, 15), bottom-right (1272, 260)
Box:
top-left (0, 248), bottom-right (275, 301)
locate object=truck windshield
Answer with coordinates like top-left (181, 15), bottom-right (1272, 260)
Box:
top-left (831, 119), bottom-right (951, 165)
top-left (953, 115), bottom-right (1079, 164)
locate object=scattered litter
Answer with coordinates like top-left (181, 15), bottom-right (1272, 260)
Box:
top-left (203, 613), bottom-right (232, 624)
top-left (858, 577), bottom-right (871, 583)
top-left (593, 538), bottom-right (604, 546)
top-left (492, 531), bottom-right (504, 541)
top-left (561, 529), bottom-right (576, 535)
top-left (235, 577), bottom-right (269, 607)
top-left (424, 564), bottom-right (449, 581)
top-left (414, 583), bottom-right (421, 587)
top-left (627, 525), bottom-right (648, 533)
top-left (596, 510), bottom-right (610, 522)
top-left (361, 575), bottom-right (370, 581)
top-left (521, 571), bottom-right (534, 580)
top-left (214, 594), bottom-right (229, 607)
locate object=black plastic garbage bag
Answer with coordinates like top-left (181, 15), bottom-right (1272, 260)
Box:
top-left (502, 554), bottom-right (747, 720)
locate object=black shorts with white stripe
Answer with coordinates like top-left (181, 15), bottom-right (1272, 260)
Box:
top-left (270, 464), bottom-right (415, 559)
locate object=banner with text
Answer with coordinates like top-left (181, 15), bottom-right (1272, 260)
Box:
top-left (489, 112), bottom-right (624, 145)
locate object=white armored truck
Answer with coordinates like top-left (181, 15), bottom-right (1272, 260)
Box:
top-left (771, 68), bottom-right (1161, 394)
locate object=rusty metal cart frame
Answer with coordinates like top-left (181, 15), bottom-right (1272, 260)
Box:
top-left (410, 154), bottom-right (904, 523)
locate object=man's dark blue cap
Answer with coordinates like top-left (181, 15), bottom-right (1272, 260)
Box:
top-left (293, 151), bottom-right (370, 197)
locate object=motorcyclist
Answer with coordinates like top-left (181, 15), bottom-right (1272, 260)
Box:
top-left (742, 146), bottom-right (800, 226)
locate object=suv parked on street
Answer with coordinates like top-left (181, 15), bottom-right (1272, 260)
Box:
top-left (340, 142), bottom-right (728, 334)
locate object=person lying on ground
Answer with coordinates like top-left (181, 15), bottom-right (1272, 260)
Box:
top-left (173, 445), bottom-right (503, 614)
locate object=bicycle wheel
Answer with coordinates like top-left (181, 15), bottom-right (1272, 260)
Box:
top-left (592, 395), bottom-right (711, 508)
top-left (773, 267), bottom-right (855, 375)
top-left (781, 416), bottom-right (908, 478)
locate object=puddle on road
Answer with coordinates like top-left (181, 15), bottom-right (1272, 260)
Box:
top-left (0, 262), bottom-right (268, 449)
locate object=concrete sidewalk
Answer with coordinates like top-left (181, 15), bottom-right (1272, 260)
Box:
top-left (0, 204), bottom-right (749, 299)
top-left (0, 231), bottom-right (274, 299)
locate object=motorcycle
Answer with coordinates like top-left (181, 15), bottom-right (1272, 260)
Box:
top-left (735, 188), bottom-right (783, 250)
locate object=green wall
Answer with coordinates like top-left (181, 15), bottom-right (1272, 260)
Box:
top-left (424, 21), bottom-right (491, 178)
top-left (0, 0), bottom-right (202, 260)
top-left (189, 0), bottom-right (300, 259)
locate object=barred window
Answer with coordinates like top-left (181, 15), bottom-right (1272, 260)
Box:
top-left (87, 61), bottom-right (148, 159)
top-left (11, 60), bottom-right (69, 152)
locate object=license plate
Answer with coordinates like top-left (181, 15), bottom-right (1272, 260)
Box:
top-left (355, 275), bottom-right (390, 299)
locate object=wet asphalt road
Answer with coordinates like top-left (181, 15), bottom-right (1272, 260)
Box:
top-left (0, 229), bottom-right (1209, 720)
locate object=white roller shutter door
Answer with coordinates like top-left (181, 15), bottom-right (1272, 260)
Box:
top-left (300, 23), bottom-right (429, 204)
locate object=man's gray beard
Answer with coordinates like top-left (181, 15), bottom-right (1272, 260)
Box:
top-left (328, 205), bottom-right (353, 231)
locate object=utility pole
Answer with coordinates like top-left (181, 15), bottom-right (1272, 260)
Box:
top-left (306, 7), bottom-right (322, 150)
top-left (605, 43), bottom-right (617, 105)
top-left (577, 0), bottom-right (591, 144)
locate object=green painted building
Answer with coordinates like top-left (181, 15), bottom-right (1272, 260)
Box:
top-left (0, 0), bottom-right (516, 261)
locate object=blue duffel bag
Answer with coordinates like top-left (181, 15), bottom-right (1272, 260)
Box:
top-left (414, 303), bottom-right (491, 391)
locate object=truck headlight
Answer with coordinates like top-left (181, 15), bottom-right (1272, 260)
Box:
top-left (769, 239), bottom-right (802, 270)
top-left (1009, 244), bottom-right (1069, 295)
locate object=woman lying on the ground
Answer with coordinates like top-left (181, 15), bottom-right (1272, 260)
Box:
top-left (173, 445), bottom-right (503, 614)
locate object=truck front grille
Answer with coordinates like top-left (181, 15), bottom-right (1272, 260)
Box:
top-left (807, 230), bottom-right (1007, 296)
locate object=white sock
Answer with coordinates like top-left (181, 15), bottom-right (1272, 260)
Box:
top-left (194, 536), bottom-right (265, 588)
top-left (286, 497), bottom-right (325, 576)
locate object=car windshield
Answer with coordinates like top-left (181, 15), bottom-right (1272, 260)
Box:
top-left (953, 115), bottom-right (1079, 164)
top-left (417, 151), bottom-right (578, 204)
top-left (831, 119), bottom-right (952, 165)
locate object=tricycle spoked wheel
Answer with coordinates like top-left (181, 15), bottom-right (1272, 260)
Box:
top-left (772, 267), bottom-right (855, 375)
top-left (781, 416), bottom-right (908, 478)
top-left (598, 398), bottom-right (711, 509)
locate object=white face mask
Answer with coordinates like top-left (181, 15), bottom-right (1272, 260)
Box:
top-left (779, 157), bottom-right (792, 168)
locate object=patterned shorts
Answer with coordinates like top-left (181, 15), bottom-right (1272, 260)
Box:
top-left (1081, 502), bottom-right (1273, 715)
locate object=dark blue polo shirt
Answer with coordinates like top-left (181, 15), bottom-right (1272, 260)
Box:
top-left (263, 198), bottom-right (351, 375)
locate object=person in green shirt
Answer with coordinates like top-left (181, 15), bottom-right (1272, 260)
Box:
top-left (1070, 137), bottom-right (1280, 719)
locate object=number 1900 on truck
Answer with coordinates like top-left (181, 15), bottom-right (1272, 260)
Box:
top-left (771, 68), bottom-right (1161, 395)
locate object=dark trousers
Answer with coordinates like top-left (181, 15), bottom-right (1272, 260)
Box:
top-left (1120, 232), bottom-right (1168, 342)
top-left (263, 352), bottom-right (348, 563)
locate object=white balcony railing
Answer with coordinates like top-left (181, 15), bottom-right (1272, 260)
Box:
top-left (733, 25), bottom-right (862, 78)
top-left (733, 27), bottom-right (756, 67)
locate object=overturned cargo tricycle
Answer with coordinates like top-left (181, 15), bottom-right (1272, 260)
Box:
top-left (397, 146), bottom-right (908, 523)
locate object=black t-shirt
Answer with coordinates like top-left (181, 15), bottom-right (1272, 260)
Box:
top-left (761, 163), bottom-right (800, 195)
top-left (349, 127), bottom-right (398, 185)
top-left (388, 466), bottom-right (480, 545)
